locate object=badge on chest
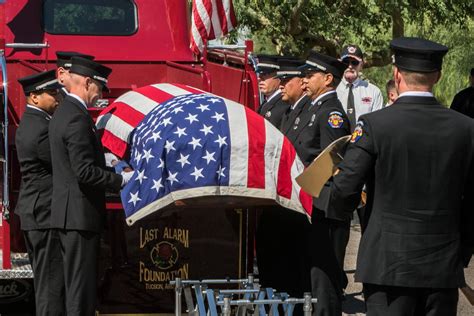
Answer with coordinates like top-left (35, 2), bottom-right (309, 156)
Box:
top-left (361, 97), bottom-right (373, 105)
top-left (265, 111), bottom-right (271, 118)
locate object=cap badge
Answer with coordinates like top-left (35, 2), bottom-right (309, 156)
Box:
top-left (328, 111), bottom-right (344, 129)
top-left (348, 46), bottom-right (356, 54)
top-left (391, 54), bottom-right (395, 64)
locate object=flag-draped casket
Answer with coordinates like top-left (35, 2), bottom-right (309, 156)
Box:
top-left (96, 83), bottom-right (312, 225)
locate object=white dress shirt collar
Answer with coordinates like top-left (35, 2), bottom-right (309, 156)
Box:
top-left (291, 94), bottom-right (307, 110)
top-left (26, 104), bottom-right (52, 119)
top-left (311, 90), bottom-right (337, 106)
top-left (68, 93), bottom-right (88, 110)
top-left (398, 91), bottom-right (434, 98)
top-left (266, 90), bottom-right (281, 103)
top-left (342, 77), bottom-right (362, 88)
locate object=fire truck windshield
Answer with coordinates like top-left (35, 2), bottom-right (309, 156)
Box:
top-left (43, 0), bottom-right (137, 36)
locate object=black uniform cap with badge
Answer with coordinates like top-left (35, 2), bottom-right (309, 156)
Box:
top-left (274, 58), bottom-right (305, 82)
top-left (18, 70), bottom-right (62, 96)
top-left (69, 56), bottom-right (112, 93)
top-left (256, 54), bottom-right (280, 77)
top-left (56, 51), bottom-right (94, 69)
top-left (390, 37), bottom-right (448, 73)
top-left (299, 50), bottom-right (348, 80)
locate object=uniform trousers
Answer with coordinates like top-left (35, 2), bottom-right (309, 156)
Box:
top-left (363, 283), bottom-right (458, 316)
top-left (307, 211), bottom-right (343, 316)
top-left (57, 229), bottom-right (100, 316)
top-left (24, 229), bottom-right (65, 316)
top-left (256, 206), bottom-right (308, 296)
top-left (327, 218), bottom-right (350, 290)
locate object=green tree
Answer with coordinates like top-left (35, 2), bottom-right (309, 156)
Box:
top-left (233, 0), bottom-right (474, 104)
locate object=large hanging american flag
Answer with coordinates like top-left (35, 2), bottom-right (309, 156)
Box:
top-left (190, 0), bottom-right (237, 55)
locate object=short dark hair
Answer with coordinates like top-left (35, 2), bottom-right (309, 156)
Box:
top-left (386, 79), bottom-right (396, 94)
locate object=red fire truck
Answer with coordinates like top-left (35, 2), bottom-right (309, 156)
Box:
top-left (0, 1), bottom-right (261, 314)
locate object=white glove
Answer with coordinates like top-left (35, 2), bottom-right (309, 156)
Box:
top-left (121, 171), bottom-right (134, 187)
top-left (105, 152), bottom-right (119, 167)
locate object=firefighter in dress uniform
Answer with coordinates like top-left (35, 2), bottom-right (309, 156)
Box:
top-left (329, 37), bottom-right (474, 316)
top-left (49, 57), bottom-right (133, 315)
top-left (15, 70), bottom-right (65, 316)
top-left (55, 51), bottom-right (94, 100)
top-left (256, 54), bottom-right (289, 129)
top-left (256, 59), bottom-right (311, 300)
top-left (286, 52), bottom-right (350, 316)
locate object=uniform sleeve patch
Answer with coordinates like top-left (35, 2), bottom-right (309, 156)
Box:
top-left (350, 121), bottom-right (364, 143)
top-left (328, 111), bottom-right (344, 128)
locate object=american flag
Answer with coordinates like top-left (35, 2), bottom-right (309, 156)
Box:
top-left (190, 0), bottom-right (237, 55)
top-left (116, 92), bottom-right (312, 225)
top-left (96, 83), bottom-right (205, 158)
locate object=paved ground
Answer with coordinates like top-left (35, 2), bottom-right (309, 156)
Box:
top-left (342, 225), bottom-right (474, 316)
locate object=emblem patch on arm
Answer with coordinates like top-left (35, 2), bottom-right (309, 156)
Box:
top-left (350, 121), bottom-right (364, 143)
top-left (328, 111), bottom-right (344, 128)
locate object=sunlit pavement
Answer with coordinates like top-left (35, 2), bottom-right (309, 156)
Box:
top-left (342, 225), bottom-right (474, 316)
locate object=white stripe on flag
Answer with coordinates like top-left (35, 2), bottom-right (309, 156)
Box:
top-left (114, 91), bottom-right (157, 115)
top-left (211, 0), bottom-right (223, 38)
top-left (225, 99), bottom-right (248, 187)
top-left (101, 114), bottom-right (134, 142)
top-left (264, 121), bottom-right (283, 197)
top-left (222, 0), bottom-right (235, 30)
top-left (290, 156), bottom-right (306, 203)
top-left (191, 11), bottom-right (204, 53)
top-left (196, 0), bottom-right (212, 36)
top-left (151, 83), bottom-right (195, 97)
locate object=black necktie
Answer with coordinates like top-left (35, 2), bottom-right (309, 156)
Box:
top-left (347, 83), bottom-right (356, 131)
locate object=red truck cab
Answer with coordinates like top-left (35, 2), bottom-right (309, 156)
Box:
top-left (0, 1), bottom-right (260, 313)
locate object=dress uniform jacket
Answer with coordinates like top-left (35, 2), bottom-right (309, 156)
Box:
top-left (285, 92), bottom-right (350, 219)
top-left (330, 95), bottom-right (474, 288)
top-left (451, 86), bottom-right (474, 118)
top-left (280, 95), bottom-right (311, 134)
top-left (15, 106), bottom-right (53, 230)
top-left (49, 95), bottom-right (122, 233)
top-left (257, 92), bottom-right (289, 129)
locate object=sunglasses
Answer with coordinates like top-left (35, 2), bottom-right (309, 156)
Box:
top-left (343, 59), bottom-right (360, 66)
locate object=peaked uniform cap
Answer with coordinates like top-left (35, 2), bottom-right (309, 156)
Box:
top-left (69, 57), bottom-right (112, 92)
top-left (56, 51), bottom-right (94, 69)
top-left (390, 37), bottom-right (448, 73)
top-left (256, 54), bottom-right (280, 74)
top-left (299, 51), bottom-right (347, 79)
top-left (274, 58), bottom-right (305, 79)
top-left (18, 70), bottom-right (62, 96)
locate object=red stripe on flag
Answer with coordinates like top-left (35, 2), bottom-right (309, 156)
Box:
top-left (299, 189), bottom-right (313, 216)
top-left (215, 0), bottom-right (228, 34)
top-left (101, 129), bottom-right (129, 159)
top-left (277, 137), bottom-right (295, 199)
top-left (135, 86), bottom-right (175, 104)
top-left (110, 102), bottom-right (146, 127)
top-left (245, 108), bottom-right (265, 189)
top-left (228, 0), bottom-right (237, 28)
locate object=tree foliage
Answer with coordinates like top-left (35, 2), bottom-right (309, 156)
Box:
top-left (232, 0), bottom-right (474, 104)
top-left (234, 0), bottom-right (473, 64)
